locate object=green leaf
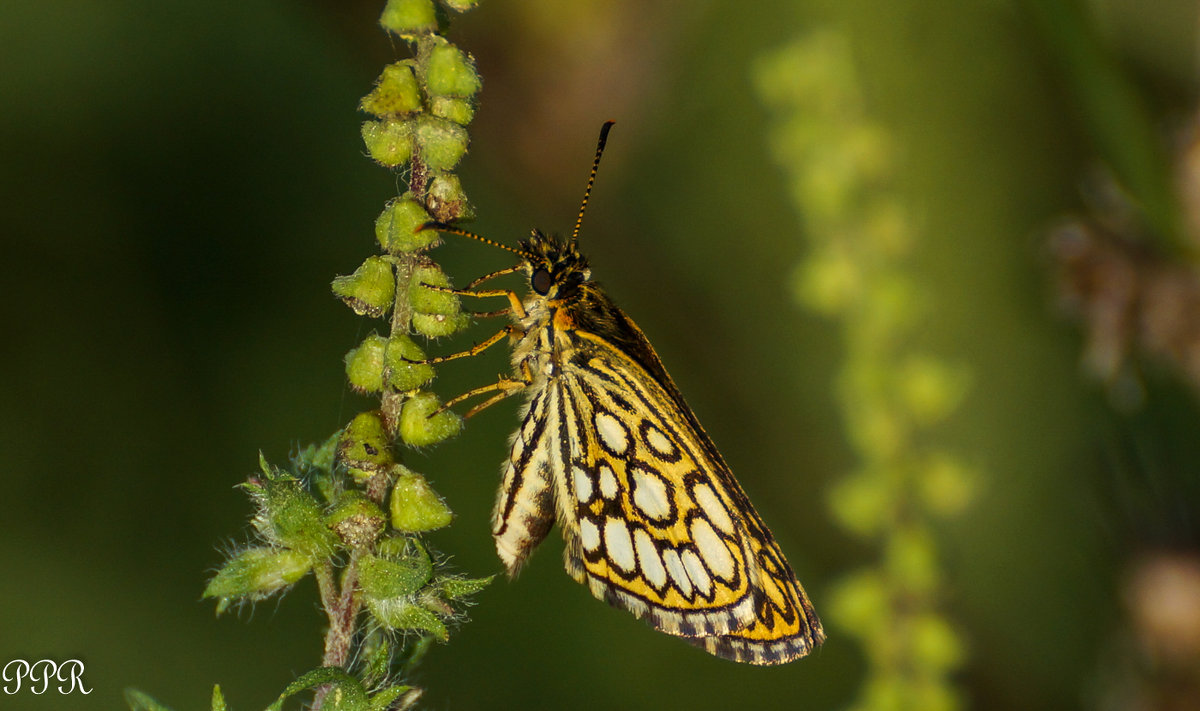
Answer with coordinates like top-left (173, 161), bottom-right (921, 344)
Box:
top-left (124, 688), bottom-right (175, 711)
top-left (267, 668), bottom-right (368, 711)
top-left (434, 573), bottom-right (494, 600)
top-left (203, 547), bottom-right (312, 608)
top-left (294, 432), bottom-right (340, 475)
top-left (366, 597), bottom-right (449, 641)
top-left (369, 685), bottom-right (420, 711)
top-left (359, 629), bottom-right (393, 688)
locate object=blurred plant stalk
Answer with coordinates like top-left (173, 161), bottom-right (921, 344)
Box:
top-left (756, 30), bottom-right (977, 711)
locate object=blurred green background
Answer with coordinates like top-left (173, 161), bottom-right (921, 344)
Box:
top-left (3, 1), bottom-right (1199, 709)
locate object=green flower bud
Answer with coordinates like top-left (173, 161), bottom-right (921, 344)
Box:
top-left (412, 311), bottom-right (470, 338)
top-left (426, 172), bottom-right (475, 222)
top-left (250, 478), bottom-right (340, 560)
top-left (326, 490), bottom-right (387, 548)
top-left (423, 42), bottom-right (481, 99)
top-left (376, 196), bottom-right (439, 253)
top-left (362, 119), bottom-right (413, 167)
top-left (332, 256), bottom-right (395, 318)
top-left (885, 525), bottom-right (940, 595)
top-left (429, 96), bottom-right (474, 125)
top-left (826, 469), bottom-right (889, 538)
top-left (360, 61), bottom-right (423, 118)
top-left (827, 569), bottom-right (888, 636)
top-left (398, 391), bottom-right (462, 448)
top-left (440, 0), bottom-right (478, 11)
top-left (359, 549), bottom-right (433, 599)
top-left (379, 0), bottom-right (438, 38)
top-left (414, 116), bottom-right (468, 171)
top-left (385, 333), bottom-right (435, 391)
top-left (204, 547), bottom-right (312, 610)
top-left (366, 597), bottom-right (449, 641)
top-left (345, 333), bottom-right (388, 394)
top-left (409, 264), bottom-right (461, 316)
top-left (898, 355), bottom-right (969, 426)
top-left (909, 613), bottom-right (966, 673)
top-left (917, 451), bottom-right (975, 518)
top-left (390, 468), bottom-right (453, 531)
top-left (337, 411), bottom-right (395, 481)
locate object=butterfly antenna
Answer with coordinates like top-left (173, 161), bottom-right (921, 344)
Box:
top-left (571, 120), bottom-right (615, 245)
top-left (418, 222), bottom-right (533, 259)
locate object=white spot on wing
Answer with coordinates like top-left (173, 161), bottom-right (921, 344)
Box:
top-left (644, 424), bottom-right (676, 457)
top-left (662, 549), bottom-right (693, 598)
top-left (691, 517), bottom-right (736, 581)
top-left (595, 411), bottom-right (628, 454)
top-left (604, 518), bottom-right (636, 573)
top-left (598, 464), bottom-right (619, 500)
top-left (693, 483), bottom-right (735, 535)
top-left (634, 529), bottom-right (667, 589)
top-left (631, 467), bottom-right (672, 520)
top-left (682, 549), bottom-right (713, 597)
top-left (580, 518), bottom-right (600, 552)
top-left (573, 465), bottom-right (593, 503)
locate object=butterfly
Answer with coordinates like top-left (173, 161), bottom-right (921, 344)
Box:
top-left (421, 121), bottom-right (824, 664)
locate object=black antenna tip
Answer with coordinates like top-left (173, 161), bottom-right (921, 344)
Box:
top-left (598, 120), bottom-right (615, 148)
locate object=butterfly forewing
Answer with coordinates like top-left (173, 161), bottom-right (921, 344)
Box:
top-left (695, 510), bottom-right (826, 664)
top-left (557, 343), bottom-right (761, 637)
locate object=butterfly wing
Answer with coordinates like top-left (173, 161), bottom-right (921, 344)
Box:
top-left (557, 328), bottom-right (824, 663)
top-left (692, 511), bottom-right (826, 664)
top-left (491, 384), bottom-right (560, 575)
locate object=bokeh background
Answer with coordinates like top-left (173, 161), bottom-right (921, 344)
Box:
top-left (3, 1), bottom-right (1200, 709)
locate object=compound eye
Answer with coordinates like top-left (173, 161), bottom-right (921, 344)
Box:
top-left (531, 268), bottom-right (553, 295)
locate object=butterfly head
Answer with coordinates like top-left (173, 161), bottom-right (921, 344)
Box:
top-left (519, 229), bottom-right (591, 300)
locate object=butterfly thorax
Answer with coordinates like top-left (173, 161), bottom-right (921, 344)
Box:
top-left (509, 230), bottom-right (593, 381)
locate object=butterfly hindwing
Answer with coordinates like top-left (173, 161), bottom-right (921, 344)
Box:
top-left (492, 386), bottom-right (559, 575)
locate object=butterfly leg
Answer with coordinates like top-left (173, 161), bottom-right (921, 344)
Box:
top-left (419, 282), bottom-right (528, 319)
top-left (403, 325), bottom-right (519, 366)
top-left (432, 361), bottom-right (534, 418)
